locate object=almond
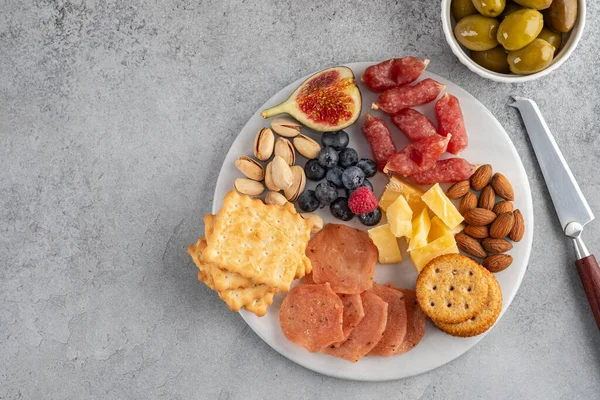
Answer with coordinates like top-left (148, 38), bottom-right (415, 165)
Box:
top-left (459, 192), bottom-right (478, 215)
top-left (510, 209), bottom-right (525, 242)
top-left (455, 233), bottom-right (487, 258)
top-left (446, 180), bottom-right (470, 199)
top-left (464, 208), bottom-right (496, 226)
top-left (493, 201), bottom-right (514, 215)
top-left (489, 212), bottom-right (515, 239)
top-left (234, 178), bottom-right (264, 196)
top-left (235, 156), bottom-right (265, 181)
top-left (274, 137), bottom-right (295, 166)
top-left (482, 238), bottom-right (513, 254)
top-left (491, 173), bottom-right (514, 201)
top-left (464, 225), bottom-right (489, 239)
top-left (253, 128), bottom-right (275, 161)
top-left (478, 185), bottom-right (496, 211)
top-left (470, 164), bottom-right (492, 191)
top-left (483, 254), bottom-right (513, 273)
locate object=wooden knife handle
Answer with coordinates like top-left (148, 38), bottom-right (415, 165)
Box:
top-left (576, 255), bottom-right (600, 330)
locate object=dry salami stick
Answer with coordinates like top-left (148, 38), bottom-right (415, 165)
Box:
top-left (384, 134), bottom-right (450, 176)
top-left (392, 108), bottom-right (438, 142)
top-left (436, 93), bottom-right (468, 155)
top-left (361, 57), bottom-right (429, 92)
top-left (409, 158), bottom-right (476, 185)
top-left (361, 114), bottom-right (398, 172)
top-left (372, 79), bottom-right (446, 114)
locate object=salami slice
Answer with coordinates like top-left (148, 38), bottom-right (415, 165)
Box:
top-left (361, 57), bottom-right (429, 92)
top-left (372, 79), bottom-right (446, 114)
top-left (361, 114), bottom-right (397, 172)
top-left (384, 134), bottom-right (450, 176)
top-left (331, 294), bottom-right (365, 347)
top-left (307, 224), bottom-right (377, 294)
top-left (280, 283), bottom-right (344, 353)
top-left (322, 291), bottom-right (388, 362)
top-left (391, 108), bottom-right (438, 142)
top-left (409, 158), bottom-right (476, 185)
top-left (367, 284), bottom-right (408, 357)
top-left (436, 93), bottom-right (468, 155)
top-left (395, 289), bottom-right (426, 354)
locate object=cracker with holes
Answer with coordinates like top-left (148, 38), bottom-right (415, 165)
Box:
top-left (434, 270), bottom-right (502, 337)
top-left (416, 254), bottom-right (489, 324)
top-left (203, 191), bottom-right (313, 292)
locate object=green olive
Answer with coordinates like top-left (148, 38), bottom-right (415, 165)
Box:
top-left (454, 15), bottom-right (500, 51)
top-left (545, 0), bottom-right (578, 33)
top-left (500, 1), bottom-right (523, 20)
top-left (537, 27), bottom-right (562, 54)
top-left (513, 0), bottom-right (552, 10)
top-left (451, 0), bottom-right (478, 21)
top-left (472, 0), bottom-right (506, 17)
top-left (507, 38), bottom-right (555, 74)
top-left (497, 9), bottom-right (544, 51)
top-left (471, 47), bottom-right (510, 73)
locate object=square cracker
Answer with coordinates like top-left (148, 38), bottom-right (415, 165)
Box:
top-left (203, 191), bottom-right (312, 291)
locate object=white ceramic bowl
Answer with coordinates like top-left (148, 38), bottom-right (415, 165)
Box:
top-left (441, 0), bottom-right (586, 83)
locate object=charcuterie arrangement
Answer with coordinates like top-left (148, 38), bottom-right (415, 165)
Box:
top-left (188, 58), bottom-right (527, 363)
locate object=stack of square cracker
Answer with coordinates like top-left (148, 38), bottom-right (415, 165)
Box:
top-left (188, 190), bottom-right (313, 316)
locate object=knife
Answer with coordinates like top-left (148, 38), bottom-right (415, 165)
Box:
top-left (509, 96), bottom-right (600, 329)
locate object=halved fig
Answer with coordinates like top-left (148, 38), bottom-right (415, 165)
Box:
top-left (261, 66), bottom-right (362, 132)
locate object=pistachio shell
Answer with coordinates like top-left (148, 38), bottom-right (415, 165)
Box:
top-left (234, 178), bottom-right (264, 196)
top-left (253, 128), bottom-right (274, 161)
top-left (234, 156), bottom-right (265, 181)
top-left (293, 134), bottom-right (321, 159)
top-left (284, 165), bottom-right (306, 201)
top-left (264, 191), bottom-right (288, 206)
top-left (274, 138), bottom-right (295, 166)
top-left (300, 213), bottom-right (323, 233)
top-left (271, 156), bottom-right (293, 189)
top-left (264, 162), bottom-right (280, 191)
top-left (271, 116), bottom-right (301, 138)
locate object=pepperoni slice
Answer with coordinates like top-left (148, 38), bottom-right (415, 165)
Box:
top-left (409, 158), bottom-right (476, 185)
top-left (373, 79), bottom-right (446, 114)
top-left (322, 291), bottom-right (388, 362)
top-left (391, 108), bottom-right (438, 142)
top-left (436, 93), bottom-right (468, 155)
top-left (367, 284), bottom-right (408, 357)
top-left (384, 134), bottom-right (450, 176)
top-left (280, 283), bottom-right (344, 353)
top-left (361, 114), bottom-right (398, 172)
top-left (361, 57), bottom-right (429, 92)
top-left (395, 289), bottom-right (426, 354)
top-left (307, 224), bottom-right (377, 294)
top-left (331, 294), bottom-right (365, 347)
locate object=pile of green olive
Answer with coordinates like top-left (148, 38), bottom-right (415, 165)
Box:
top-left (452, 0), bottom-right (578, 75)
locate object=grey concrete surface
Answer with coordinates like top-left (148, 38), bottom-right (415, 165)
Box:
top-left (1, 0), bottom-right (600, 399)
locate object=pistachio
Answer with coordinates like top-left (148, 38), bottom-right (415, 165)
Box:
top-left (265, 191), bottom-right (288, 206)
top-left (274, 138), bottom-right (295, 166)
top-left (271, 116), bottom-right (301, 138)
top-left (293, 134), bottom-right (321, 159)
top-left (234, 156), bottom-right (265, 181)
top-left (284, 165), bottom-right (306, 201)
top-left (271, 156), bottom-right (293, 189)
top-left (253, 128), bottom-right (274, 161)
top-left (234, 178), bottom-right (264, 196)
top-left (264, 162), bottom-right (279, 191)
top-left (300, 213), bottom-right (323, 233)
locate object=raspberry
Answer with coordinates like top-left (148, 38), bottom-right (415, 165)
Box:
top-left (348, 187), bottom-right (378, 215)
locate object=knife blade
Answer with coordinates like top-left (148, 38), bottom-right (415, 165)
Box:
top-left (509, 96), bottom-right (594, 231)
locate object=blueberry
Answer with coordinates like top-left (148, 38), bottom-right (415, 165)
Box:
top-left (322, 130), bottom-right (349, 150)
top-left (297, 190), bottom-right (320, 212)
top-left (317, 146), bottom-right (339, 168)
top-left (304, 159), bottom-right (326, 181)
top-left (346, 178), bottom-right (374, 198)
top-left (358, 208), bottom-right (382, 226)
top-left (315, 182), bottom-right (338, 205)
top-left (330, 197), bottom-right (355, 221)
top-left (338, 148), bottom-right (359, 168)
top-left (356, 158), bottom-right (378, 178)
top-left (341, 166), bottom-right (365, 190)
top-left (326, 165), bottom-right (345, 188)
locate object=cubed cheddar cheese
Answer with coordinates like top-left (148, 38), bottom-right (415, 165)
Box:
top-left (379, 176), bottom-right (425, 212)
top-left (387, 195), bottom-right (413, 239)
top-left (428, 216), bottom-right (464, 242)
top-left (421, 183), bottom-right (464, 229)
top-left (408, 207), bottom-right (431, 251)
top-left (409, 233), bottom-right (459, 272)
top-left (368, 224), bottom-right (403, 264)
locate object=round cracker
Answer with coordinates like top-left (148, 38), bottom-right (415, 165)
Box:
top-left (435, 270), bottom-right (502, 337)
top-left (416, 254), bottom-right (489, 324)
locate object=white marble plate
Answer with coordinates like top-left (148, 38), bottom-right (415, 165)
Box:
top-left (212, 62), bottom-right (533, 381)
